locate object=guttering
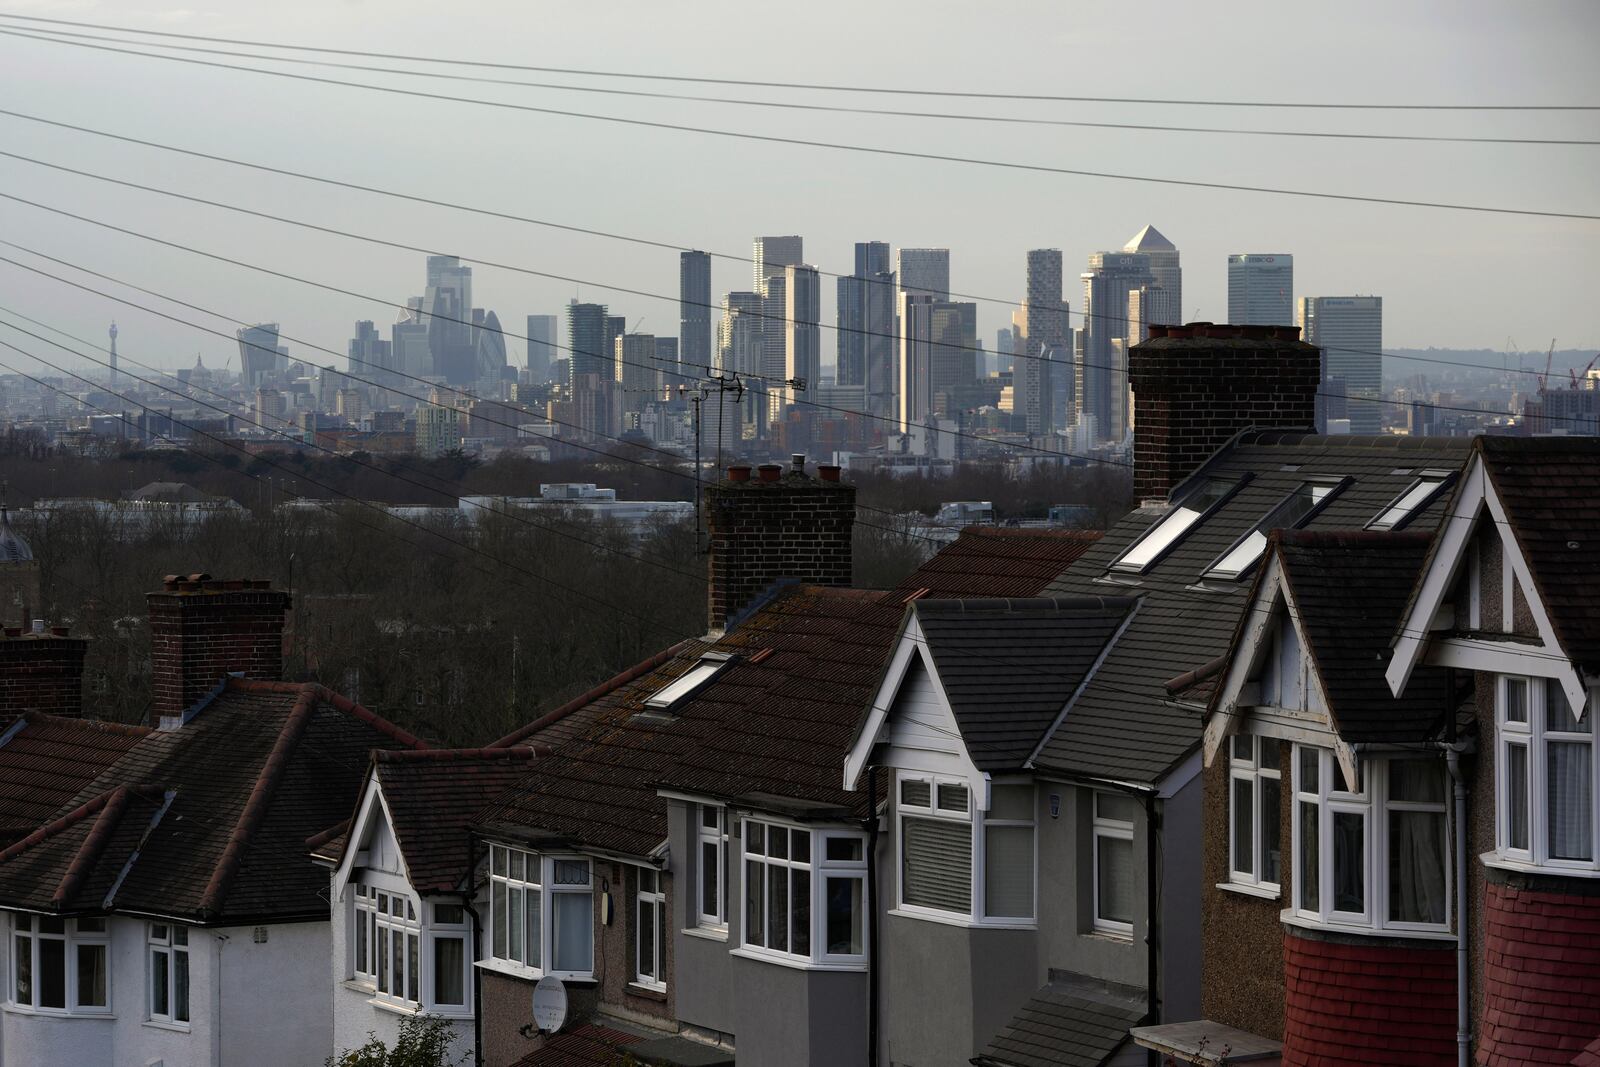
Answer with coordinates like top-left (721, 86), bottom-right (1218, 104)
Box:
top-left (463, 828), bottom-right (484, 1067)
top-left (1143, 793), bottom-right (1162, 1032)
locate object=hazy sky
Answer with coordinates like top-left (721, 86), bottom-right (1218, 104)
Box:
top-left (0, 0), bottom-right (1595, 380)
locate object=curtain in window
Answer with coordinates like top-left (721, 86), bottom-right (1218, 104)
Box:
top-left (1332, 811), bottom-right (1365, 914)
top-left (1389, 810), bottom-right (1447, 924)
top-left (1548, 741), bottom-right (1594, 860)
top-left (552, 894), bottom-right (592, 973)
top-left (902, 818), bottom-right (972, 912)
top-left (434, 937), bottom-right (465, 1005)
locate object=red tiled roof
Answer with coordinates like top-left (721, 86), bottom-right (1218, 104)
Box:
top-left (1479, 880), bottom-right (1600, 1065)
top-left (0, 714), bottom-right (150, 845)
top-left (1574, 1035), bottom-right (1600, 1067)
top-left (510, 1022), bottom-right (642, 1066)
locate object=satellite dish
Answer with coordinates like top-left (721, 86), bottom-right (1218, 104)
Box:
top-left (532, 975), bottom-right (568, 1034)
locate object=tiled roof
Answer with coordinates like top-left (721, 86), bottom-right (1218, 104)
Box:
top-left (478, 529), bottom-right (1101, 858)
top-left (509, 1022), bottom-right (641, 1066)
top-left (0, 678), bottom-right (422, 920)
top-left (975, 972), bottom-right (1147, 1067)
top-left (912, 596), bottom-right (1137, 771)
top-left (1035, 433), bottom-right (1472, 786)
top-left (1271, 530), bottom-right (1452, 743)
top-left (1479, 880), bottom-right (1600, 1066)
top-left (1475, 436), bottom-right (1600, 673)
top-left (0, 714), bottom-right (149, 845)
top-left (1575, 1036), bottom-right (1600, 1067)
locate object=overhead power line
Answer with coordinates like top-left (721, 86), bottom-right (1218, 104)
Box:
top-left (0, 12), bottom-right (1594, 111)
top-left (8, 24), bottom-right (1595, 146)
top-left (1, 27), bottom-right (1594, 221)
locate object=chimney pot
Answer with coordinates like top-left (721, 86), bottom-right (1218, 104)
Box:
top-left (817, 464), bottom-right (842, 483)
top-left (757, 464), bottom-right (782, 483)
top-left (3, 627), bottom-right (19, 638)
top-left (30, 620), bottom-right (44, 636)
top-left (50, 626), bottom-right (68, 637)
top-left (727, 465), bottom-right (752, 484)
top-left (1148, 325), bottom-right (1169, 339)
top-left (790, 453), bottom-right (806, 474)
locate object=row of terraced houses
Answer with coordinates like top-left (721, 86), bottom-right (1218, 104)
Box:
top-left (0, 324), bottom-right (1594, 1066)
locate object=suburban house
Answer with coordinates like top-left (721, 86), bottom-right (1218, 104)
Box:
top-left (0, 575), bottom-right (423, 1067)
top-left (1134, 434), bottom-right (1600, 1066)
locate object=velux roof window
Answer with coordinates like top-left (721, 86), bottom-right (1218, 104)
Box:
top-left (1202, 479), bottom-right (1350, 581)
top-left (1367, 471), bottom-right (1455, 532)
top-left (644, 652), bottom-right (734, 711)
top-left (1109, 476), bottom-right (1244, 574)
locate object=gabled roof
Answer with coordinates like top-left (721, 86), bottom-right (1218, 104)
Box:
top-left (0, 678), bottom-right (423, 920)
top-left (975, 972), bottom-right (1147, 1067)
top-left (0, 713), bottom-right (150, 845)
top-left (1034, 432), bottom-right (1472, 786)
top-left (476, 530), bottom-right (1102, 858)
top-left (910, 596), bottom-right (1136, 771)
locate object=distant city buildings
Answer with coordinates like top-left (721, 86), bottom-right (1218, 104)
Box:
top-left (1080, 240), bottom-right (1156, 443)
top-left (1021, 249), bottom-right (1067, 436)
top-left (236, 323), bottom-right (285, 389)
top-left (525, 314), bottom-right (558, 382)
top-left (895, 247), bottom-right (951, 300)
top-left (1298, 295), bottom-right (1383, 434)
top-left (1228, 253), bottom-right (1295, 326)
top-left (679, 250), bottom-right (712, 374)
top-left (566, 301), bottom-right (612, 386)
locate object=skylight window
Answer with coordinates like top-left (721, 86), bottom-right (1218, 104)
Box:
top-left (1110, 476), bottom-right (1243, 574)
top-left (644, 652), bottom-right (734, 710)
top-left (1367, 472), bottom-right (1455, 531)
top-left (1202, 480), bottom-right (1350, 581)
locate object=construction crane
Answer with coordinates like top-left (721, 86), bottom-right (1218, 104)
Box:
top-left (1537, 338), bottom-right (1557, 393)
top-left (1571, 353), bottom-right (1600, 389)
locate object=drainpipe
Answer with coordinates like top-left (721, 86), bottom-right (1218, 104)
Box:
top-left (1142, 794), bottom-right (1162, 1030)
top-left (464, 830), bottom-right (484, 1067)
top-left (864, 762), bottom-right (881, 1067)
top-left (1446, 747), bottom-right (1468, 1067)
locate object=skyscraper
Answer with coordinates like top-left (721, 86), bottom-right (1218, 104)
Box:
top-left (393, 303), bottom-right (431, 381)
top-left (566, 301), bottom-right (611, 386)
top-left (525, 314), bottom-right (558, 381)
top-left (1122, 225), bottom-right (1181, 333)
top-left (896, 248), bottom-right (951, 300)
top-left (423, 256), bottom-right (475, 383)
top-left (719, 291), bottom-right (765, 432)
top-left (1021, 249), bottom-right (1067, 436)
top-left (753, 236), bottom-right (804, 293)
top-left (1080, 250), bottom-right (1155, 442)
top-left (837, 241), bottom-right (896, 409)
top-left (1229, 254), bottom-right (1295, 326)
top-left (348, 320), bottom-right (392, 396)
top-left (472, 309), bottom-right (508, 387)
top-left (855, 240), bottom-right (891, 277)
top-left (616, 333), bottom-right (659, 415)
top-left (680, 251), bottom-right (712, 373)
top-left (783, 264), bottom-right (822, 404)
top-left (753, 237), bottom-right (803, 434)
top-left (237, 324), bottom-right (283, 389)
top-left (897, 296), bottom-right (978, 436)
top-left (1298, 296), bottom-right (1383, 435)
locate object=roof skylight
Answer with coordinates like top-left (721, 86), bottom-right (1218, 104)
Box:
top-left (1202, 480), bottom-right (1349, 581)
top-left (643, 652), bottom-right (734, 710)
top-left (1110, 476), bottom-right (1243, 574)
top-left (1367, 472), bottom-right (1455, 531)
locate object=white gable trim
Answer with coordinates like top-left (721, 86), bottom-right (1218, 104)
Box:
top-left (1386, 456), bottom-right (1587, 716)
top-left (844, 612), bottom-right (923, 790)
top-left (332, 772), bottom-right (415, 900)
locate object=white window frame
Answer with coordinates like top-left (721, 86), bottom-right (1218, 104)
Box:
top-left (1227, 734), bottom-right (1282, 892)
top-left (894, 772), bottom-right (1038, 926)
top-left (696, 804), bottom-right (729, 931)
top-left (634, 866), bottom-right (666, 992)
top-left (1496, 676), bottom-right (1598, 871)
top-left (147, 922), bottom-right (191, 1026)
top-left (352, 884), bottom-right (421, 1008)
top-left (981, 783), bottom-right (1036, 922)
top-left (486, 845), bottom-right (595, 981)
top-left (1291, 746), bottom-right (1453, 935)
top-left (1107, 475), bottom-right (1243, 575)
top-left (8, 913), bottom-right (110, 1016)
top-left (426, 901), bottom-right (471, 1014)
top-left (1366, 471), bottom-right (1455, 532)
top-left (1092, 791), bottom-right (1137, 937)
top-left (740, 817), bottom-right (867, 967)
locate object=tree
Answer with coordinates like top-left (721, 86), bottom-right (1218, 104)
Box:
top-left (326, 1015), bottom-right (467, 1067)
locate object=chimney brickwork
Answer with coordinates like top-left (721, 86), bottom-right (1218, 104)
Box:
top-left (0, 631), bottom-right (87, 727)
top-left (147, 576), bottom-right (289, 726)
top-left (1130, 323), bottom-right (1319, 503)
top-left (705, 457), bottom-right (855, 633)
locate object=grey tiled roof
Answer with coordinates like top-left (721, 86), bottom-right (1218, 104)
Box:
top-left (976, 972), bottom-right (1148, 1067)
top-left (1035, 433), bottom-right (1473, 785)
top-left (912, 597), bottom-right (1136, 771)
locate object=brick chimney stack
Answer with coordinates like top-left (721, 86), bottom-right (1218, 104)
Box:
top-left (1130, 323), bottom-right (1319, 504)
top-left (704, 456), bottom-right (855, 634)
top-left (0, 625), bottom-right (88, 728)
top-left (147, 575), bottom-right (290, 726)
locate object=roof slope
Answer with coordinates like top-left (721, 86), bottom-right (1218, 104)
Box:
top-left (975, 972), bottom-right (1147, 1067)
top-left (1476, 436), bottom-right (1600, 673)
top-left (1273, 530), bottom-right (1451, 743)
top-left (0, 714), bottom-right (150, 845)
top-left (478, 530), bottom-right (1101, 857)
top-left (1035, 433), bottom-right (1472, 784)
top-left (0, 679), bottom-right (422, 920)
top-left (912, 597), bottom-right (1136, 771)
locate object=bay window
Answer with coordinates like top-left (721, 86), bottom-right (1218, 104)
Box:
top-left (487, 845), bottom-right (593, 979)
top-left (10, 913), bottom-right (108, 1015)
top-left (1228, 734), bottom-right (1282, 891)
top-left (896, 774), bottom-right (1037, 923)
top-left (351, 884), bottom-right (470, 1013)
top-left (698, 804), bottom-right (728, 930)
top-left (1292, 746), bottom-right (1450, 933)
top-left (635, 867), bottom-right (665, 991)
top-left (1497, 676), bottom-right (1597, 869)
top-left (1093, 792), bottom-right (1138, 935)
top-left (429, 903), bottom-right (469, 1010)
top-left (741, 817), bottom-right (867, 966)
top-left (148, 922), bottom-right (190, 1024)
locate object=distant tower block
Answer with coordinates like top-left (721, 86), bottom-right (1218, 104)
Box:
top-left (0, 488), bottom-right (40, 629)
top-left (108, 322), bottom-right (119, 384)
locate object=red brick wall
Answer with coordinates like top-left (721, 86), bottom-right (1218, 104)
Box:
top-left (1281, 930), bottom-right (1457, 1066)
top-left (1479, 879), bottom-right (1600, 1065)
top-left (705, 468), bottom-right (855, 631)
top-left (146, 578), bottom-right (289, 725)
top-left (1128, 326), bottom-right (1319, 503)
top-left (0, 634), bottom-right (87, 727)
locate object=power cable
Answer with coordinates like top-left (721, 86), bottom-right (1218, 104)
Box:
top-left (1, 12), bottom-right (1593, 111)
top-left (1, 27), bottom-right (1593, 221)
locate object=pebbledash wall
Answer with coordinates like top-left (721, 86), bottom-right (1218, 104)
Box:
top-left (0, 915), bottom-right (330, 1067)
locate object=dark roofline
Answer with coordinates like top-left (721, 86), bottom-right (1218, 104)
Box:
top-left (1276, 528), bottom-right (1434, 549)
top-left (1162, 655), bottom-right (1227, 697)
top-left (490, 640), bottom-right (693, 748)
top-left (373, 746), bottom-right (543, 762)
top-left (915, 595), bottom-right (1138, 616)
top-left (0, 784), bottom-right (166, 908)
top-left (304, 818), bottom-right (349, 856)
top-left (227, 678), bottom-right (428, 750)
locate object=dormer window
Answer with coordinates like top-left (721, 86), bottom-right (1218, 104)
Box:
top-left (644, 653), bottom-right (734, 710)
top-left (1202, 480), bottom-right (1348, 581)
top-left (1368, 472), bottom-right (1456, 531)
top-left (1109, 476), bottom-right (1243, 574)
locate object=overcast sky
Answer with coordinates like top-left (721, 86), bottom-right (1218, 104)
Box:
top-left (0, 0), bottom-right (1595, 379)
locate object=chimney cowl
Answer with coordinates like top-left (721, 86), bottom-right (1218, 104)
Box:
top-left (790, 453), bottom-right (806, 474)
top-left (30, 620), bottom-right (43, 636)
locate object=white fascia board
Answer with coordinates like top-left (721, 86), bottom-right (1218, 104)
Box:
top-left (1279, 572), bottom-right (1355, 790)
top-left (332, 773), bottom-right (415, 900)
top-left (1387, 461), bottom-right (1486, 697)
top-left (908, 639), bottom-right (990, 812)
top-left (843, 612), bottom-right (924, 791)
top-left (1202, 560), bottom-right (1285, 769)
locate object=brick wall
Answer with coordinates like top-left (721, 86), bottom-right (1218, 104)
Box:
top-left (1478, 877), bottom-right (1600, 1065)
top-left (0, 632), bottom-right (87, 727)
top-left (704, 463), bottom-right (855, 632)
top-left (146, 576), bottom-right (289, 725)
top-left (1281, 930), bottom-right (1457, 1066)
top-left (1129, 324), bottom-right (1319, 504)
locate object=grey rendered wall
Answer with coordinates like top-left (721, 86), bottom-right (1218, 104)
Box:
top-left (1158, 773), bottom-right (1204, 1024)
top-left (1036, 784), bottom-right (1147, 989)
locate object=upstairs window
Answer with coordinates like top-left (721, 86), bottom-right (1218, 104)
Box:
top-left (898, 776), bottom-right (972, 915)
top-left (1228, 735), bottom-right (1282, 892)
top-left (1202, 480), bottom-right (1348, 581)
top-left (353, 885), bottom-right (419, 1008)
top-left (742, 818), bottom-right (868, 966)
top-left (644, 652), bottom-right (734, 710)
top-left (1367, 472), bottom-right (1455, 531)
top-left (1092, 792), bottom-right (1138, 936)
top-left (148, 922), bottom-right (190, 1025)
top-left (487, 845), bottom-right (595, 980)
top-left (635, 867), bottom-right (666, 992)
top-left (10, 913), bottom-right (108, 1015)
top-left (698, 804), bottom-right (729, 930)
top-left (1109, 476), bottom-right (1242, 574)
top-left (1497, 677), bottom-right (1596, 870)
